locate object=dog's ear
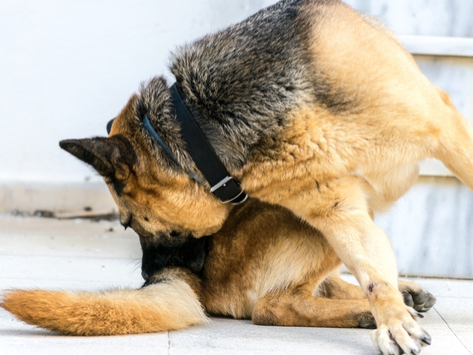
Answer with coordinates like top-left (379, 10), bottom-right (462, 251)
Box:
top-left (59, 137), bottom-right (134, 179)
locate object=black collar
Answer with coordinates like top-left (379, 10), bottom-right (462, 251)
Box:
top-left (107, 83), bottom-right (247, 205)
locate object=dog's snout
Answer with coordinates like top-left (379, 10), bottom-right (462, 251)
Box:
top-left (141, 270), bottom-right (149, 281)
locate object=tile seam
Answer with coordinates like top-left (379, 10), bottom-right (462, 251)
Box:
top-left (434, 307), bottom-right (472, 354)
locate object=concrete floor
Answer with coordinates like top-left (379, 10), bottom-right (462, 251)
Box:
top-left (0, 215), bottom-right (472, 355)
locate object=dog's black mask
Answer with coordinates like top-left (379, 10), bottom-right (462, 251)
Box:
top-left (139, 233), bottom-right (209, 283)
top-left (107, 119), bottom-right (208, 284)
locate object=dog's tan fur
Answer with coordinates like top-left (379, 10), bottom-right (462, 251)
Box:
top-left (4, 1), bottom-right (469, 353)
top-left (1, 270), bottom-right (207, 336)
top-left (2, 199), bottom-right (434, 336)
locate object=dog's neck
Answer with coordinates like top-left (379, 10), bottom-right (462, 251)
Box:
top-left (144, 83), bottom-right (247, 205)
top-left (171, 82), bottom-right (256, 174)
top-left (138, 77), bottom-right (251, 175)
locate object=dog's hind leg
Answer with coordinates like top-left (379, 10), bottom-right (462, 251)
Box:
top-left (323, 273), bottom-right (437, 313)
top-left (431, 89), bottom-right (473, 190)
top-left (321, 272), bottom-right (367, 300)
top-left (252, 287), bottom-right (375, 329)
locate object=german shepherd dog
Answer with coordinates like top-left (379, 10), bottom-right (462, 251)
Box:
top-left (2, 199), bottom-right (435, 336)
top-left (2, 0), bottom-right (471, 353)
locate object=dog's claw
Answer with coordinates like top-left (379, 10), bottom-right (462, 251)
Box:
top-left (421, 336), bottom-right (431, 346)
top-left (370, 307), bottom-right (431, 355)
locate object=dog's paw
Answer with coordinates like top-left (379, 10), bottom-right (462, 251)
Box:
top-left (399, 281), bottom-right (436, 313)
top-left (359, 312), bottom-right (377, 329)
top-left (370, 308), bottom-right (431, 355)
top-left (402, 290), bottom-right (436, 313)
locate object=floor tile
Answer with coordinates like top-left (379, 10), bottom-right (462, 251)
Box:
top-left (0, 255), bottom-right (143, 292)
top-left (434, 297), bottom-right (473, 353)
top-left (407, 278), bottom-right (473, 299)
top-left (169, 317), bottom-right (377, 355)
top-left (0, 215), bottom-right (141, 259)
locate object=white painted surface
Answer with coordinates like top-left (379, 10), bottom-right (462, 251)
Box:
top-left (376, 177), bottom-right (473, 279)
top-left (400, 35), bottom-right (473, 57)
top-left (0, 181), bottom-right (116, 213)
top-left (344, 0), bottom-right (473, 38)
top-left (0, 0), bottom-right (260, 184)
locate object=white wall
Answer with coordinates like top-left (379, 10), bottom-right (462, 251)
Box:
top-left (345, 0), bottom-right (473, 38)
top-left (0, 0), bottom-right (266, 184)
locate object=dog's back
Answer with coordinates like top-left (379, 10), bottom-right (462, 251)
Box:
top-left (168, 0), bottom-right (343, 170)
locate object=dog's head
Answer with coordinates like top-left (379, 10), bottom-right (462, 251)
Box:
top-left (60, 77), bottom-right (231, 279)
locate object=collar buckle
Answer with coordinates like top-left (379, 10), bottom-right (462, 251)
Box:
top-left (210, 176), bottom-right (248, 205)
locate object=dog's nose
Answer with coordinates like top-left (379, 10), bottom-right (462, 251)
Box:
top-left (141, 270), bottom-right (149, 281)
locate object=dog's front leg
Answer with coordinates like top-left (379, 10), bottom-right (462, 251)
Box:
top-left (321, 215), bottom-right (430, 354)
top-left (284, 182), bottom-right (431, 355)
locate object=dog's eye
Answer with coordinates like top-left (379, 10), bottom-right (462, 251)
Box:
top-left (169, 230), bottom-right (180, 237)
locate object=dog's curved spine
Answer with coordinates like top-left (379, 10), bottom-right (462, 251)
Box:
top-left (1, 269), bottom-right (207, 336)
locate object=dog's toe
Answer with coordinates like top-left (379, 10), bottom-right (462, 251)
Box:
top-left (359, 312), bottom-right (377, 329)
top-left (402, 291), bottom-right (415, 308)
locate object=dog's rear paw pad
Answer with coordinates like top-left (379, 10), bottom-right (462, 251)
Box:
top-left (402, 290), bottom-right (436, 312)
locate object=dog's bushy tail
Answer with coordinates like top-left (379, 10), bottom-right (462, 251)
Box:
top-left (1, 270), bottom-right (207, 336)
